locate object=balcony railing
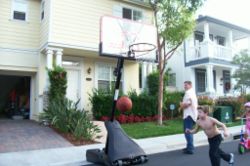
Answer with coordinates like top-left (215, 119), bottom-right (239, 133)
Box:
top-left (186, 41), bottom-right (233, 62)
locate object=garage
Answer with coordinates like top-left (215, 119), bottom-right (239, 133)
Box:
top-left (0, 75), bottom-right (30, 119)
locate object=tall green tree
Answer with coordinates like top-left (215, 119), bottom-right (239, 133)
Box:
top-left (150, 0), bottom-right (205, 125)
top-left (232, 49), bottom-right (250, 95)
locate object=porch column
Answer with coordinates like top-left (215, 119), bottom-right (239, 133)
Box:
top-left (204, 22), bottom-right (210, 41)
top-left (46, 49), bottom-right (53, 69)
top-left (147, 63), bottom-right (153, 74)
top-left (56, 49), bottom-right (63, 67)
top-left (228, 30), bottom-right (233, 47)
top-left (43, 48), bottom-right (54, 110)
top-left (141, 62), bottom-right (147, 89)
top-left (45, 48), bottom-right (53, 90)
top-left (206, 64), bottom-right (215, 94)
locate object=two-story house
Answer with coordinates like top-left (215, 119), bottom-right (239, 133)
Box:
top-left (167, 16), bottom-right (250, 97)
top-left (0, 0), bottom-right (155, 121)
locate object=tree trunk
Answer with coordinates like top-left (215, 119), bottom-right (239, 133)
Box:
top-left (157, 54), bottom-right (163, 125)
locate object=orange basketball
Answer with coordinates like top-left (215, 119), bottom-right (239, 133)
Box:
top-left (116, 96), bottom-right (132, 112)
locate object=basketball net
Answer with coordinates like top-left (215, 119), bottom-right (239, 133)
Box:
top-left (117, 20), bottom-right (157, 63)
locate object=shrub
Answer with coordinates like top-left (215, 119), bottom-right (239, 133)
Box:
top-left (90, 89), bottom-right (158, 120)
top-left (47, 66), bottom-right (67, 100)
top-left (198, 96), bottom-right (215, 106)
top-left (40, 98), bottom-right (100, 141)
top-left (163, 91), bottom-right (184, 118)
top-left (147, 70), bottom-right (168, 96)
top-left (128, 90), bottom-right (158, 117)
top-left (245, 94), bottom-right (250, 102)
top-left (89, 89), bottom-right (119, 120)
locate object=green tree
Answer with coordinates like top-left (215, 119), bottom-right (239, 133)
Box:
top-left (232, 49), bottom-right (250, 95)
top-left (150, 0), bottom-right (205, 125)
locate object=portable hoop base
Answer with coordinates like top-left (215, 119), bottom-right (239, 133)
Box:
top-left (86, 120), bottom-right (147, 166)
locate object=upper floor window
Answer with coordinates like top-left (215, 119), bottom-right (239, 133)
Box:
top-left (216, 36), bottom-right (225, 46)
top-left (41, 1), bottom-right (45, 20)
top-left (12, 0), bottom-right (28, 21)
top-left (122, 7), bottom-right (143, 21)
top-left (194, 31), bottom-right (213, 44)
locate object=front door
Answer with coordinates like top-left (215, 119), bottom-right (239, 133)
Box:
top-left (65, 68), bottom-right (80, 105)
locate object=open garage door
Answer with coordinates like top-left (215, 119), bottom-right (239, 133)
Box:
top-left (0, 75), bottom-right (30, 119)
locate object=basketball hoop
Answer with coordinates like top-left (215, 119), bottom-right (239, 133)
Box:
top-left (128, 43), bottom-right (157, 63)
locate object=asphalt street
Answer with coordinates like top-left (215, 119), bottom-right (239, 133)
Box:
top-left (86, 140), bottom-right (250, 166)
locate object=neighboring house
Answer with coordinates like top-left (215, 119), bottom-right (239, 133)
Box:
top-left (0, 0), bottom-right (155, 121)
top-left (167, 16), bottom-right (250, 97)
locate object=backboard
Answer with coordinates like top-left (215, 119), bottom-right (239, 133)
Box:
top-left (100, 16), bottom-right (157, 62)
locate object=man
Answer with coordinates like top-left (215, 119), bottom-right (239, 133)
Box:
top-left (180, 81), bottom-right (198, 154)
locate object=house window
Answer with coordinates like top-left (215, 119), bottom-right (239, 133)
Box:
top-left (195, 69), bottom-right (206, 93)
top-left (12, 0), bottom-right (28, 21)
top-left (41, 1), bottom-right (45, 20)
top-left (167, 73), bottom-right (176, 87)
top-left (194, 31), bottom-right (213, 43)
top-left (223, 70), bottom-right (231, 93)
top-left (216, 36), bottom-right (225, 46)
top-left (122, 7), bottom-right (143, 21)
top-left (194, 32), bottom-right (203, 43)
top-left (97, 64), bottom-right (123, 92)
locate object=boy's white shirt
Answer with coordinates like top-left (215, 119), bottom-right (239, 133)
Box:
top-left (183, 88), bottom-right (198, 121)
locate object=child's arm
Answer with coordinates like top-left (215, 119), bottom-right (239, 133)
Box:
top-left (211, 117), bottom-right (229, 137)
top-left (186, 124), bottom-right (200, 134)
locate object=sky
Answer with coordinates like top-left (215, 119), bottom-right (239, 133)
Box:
top-left (196, 0), bottom-right (250, 30)
top-left (195, 0), bottom-right (250, 50)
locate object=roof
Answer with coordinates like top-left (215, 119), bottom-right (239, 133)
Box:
top-left (196, 16), bottom-right (250, 34)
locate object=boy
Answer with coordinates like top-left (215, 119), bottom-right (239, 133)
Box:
top-left (186, 106), bottom-right (234, 166)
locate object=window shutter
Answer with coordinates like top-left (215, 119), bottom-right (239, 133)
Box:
top-left (113, 5), bottom-right (122, 17)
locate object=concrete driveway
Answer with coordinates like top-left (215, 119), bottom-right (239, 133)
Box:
top-left (0, 119), bottom-right (73, 153)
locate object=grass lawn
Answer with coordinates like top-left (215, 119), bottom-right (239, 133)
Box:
top-left (121, 118), bottom-right (241, 139)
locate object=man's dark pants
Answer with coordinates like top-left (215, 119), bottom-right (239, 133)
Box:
top-left (184, 116), bottom-right (195, 152)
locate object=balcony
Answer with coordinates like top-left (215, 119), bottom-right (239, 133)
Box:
top-left (186, 41), bottom-right (233, 63)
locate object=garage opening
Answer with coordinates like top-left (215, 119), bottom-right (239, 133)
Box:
top-left (0, 75), bottom-right (30, 119)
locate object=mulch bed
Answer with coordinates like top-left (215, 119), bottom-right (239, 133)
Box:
top-left (50, 126), bottom-right (97, 146)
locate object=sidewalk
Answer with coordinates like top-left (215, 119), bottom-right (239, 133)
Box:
top-left (0, 125), bottom-right (242, 166)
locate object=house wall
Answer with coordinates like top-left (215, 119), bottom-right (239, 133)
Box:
top-left (166, 44), bottom-right (195, 91)
top-left (49, 0), bottom-right (154, 50)
top-left (0, 0), bottom-right (40, 49)
top-left (0, 0), bottom-right (41, 120)
top-left (124, 61), bottom-right (140, 93)
top-left (40, 0), bottom-right (50, 47)
top-left (0, 0), bottom-right (154, 119)
top-left (0, 0), bottom-right (40, 72)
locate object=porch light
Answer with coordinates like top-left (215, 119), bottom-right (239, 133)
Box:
top-left (87, 67), bottom-right (91, 74)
